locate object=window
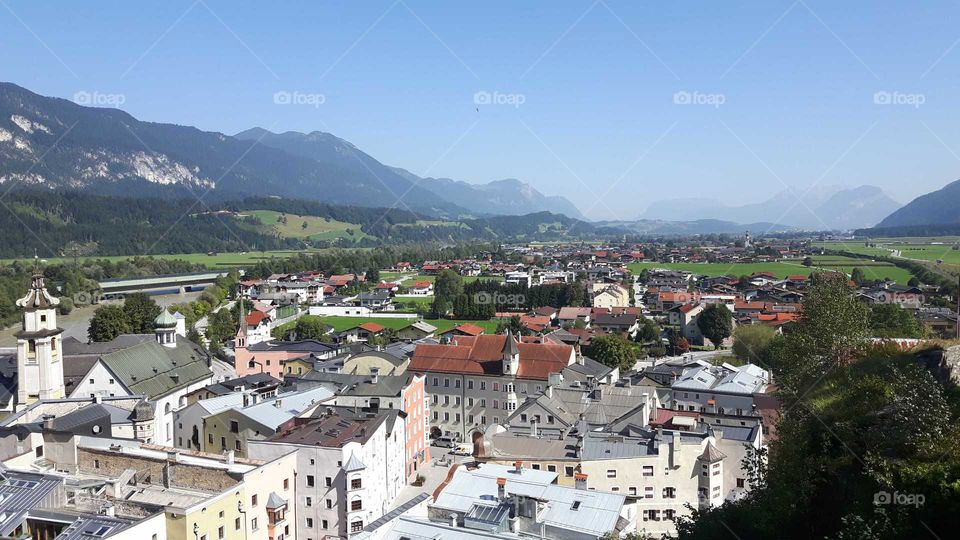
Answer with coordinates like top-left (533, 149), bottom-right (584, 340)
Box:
top-left (351, 478), bottom-right (362, 489)
top-left (644, 486), bottom-right (654, 499)
top-left (444, 378), bottom-right (450, 388)
top-left (480, 381), bottom-right (486, 390)
top-left (455, 379), bottom-right (461, 388)
top-left (455, 413), bottom-right (461, 423)
top-left (467, 398), bottom-right (474, 407)
top-left (493, 382), bottom-right (500, 392)
top-left (432, 377), bottom-right (439, 386)
top-left (547, 465), bottom-right (556, 472)
top-left (443, 396), bottom-right (450, 406)
top-left (432, 395), bottom-right (438, 405)
top-left (208, 433), bottom-right (214, 444)
top-left (606, 469), bottom-right (617, 478)
top-left (321, 520), bottom-right (328, 529)
top-left (454, 397), bottom-right (460, 406)
top-left (307, 475), bottom-right (315, 487)
top-left (305, 496), bottom-right (312, 507)
top-left (521, 414), bottom-right (528, 422)
top-left (444, 412), bottom-right (450, 422)
top-left (565, 466), bottom-right (574, 477)
top-left (235, 440), bottom-right (241, 451)
top-left (251, 518), bottom-right (258, 531)
top-left (663, 487), bottom-right (676, 498)
top-left (89, 378), bottom-right (95, 384)
top-left (251, 494), bottom-right (258, 507)
top-left (629, 487), bottom-right (637, 496)
top-left (350, 521), bottom-right (363, 534)
top-left (492, 400), bottom-right (499, 410)
top-left (221, 436), bottom-right (226, 449)
top-left (642, 465), bottom-right (654, 477)
top-left (665, 509), bottom-right (676, 520)
top-left (325, 477), bottom-right (332, 487)
top-left (284, 478), bottom-right (289, 490)
top-left (480, 399), bottom-right (486, 407)
top-left (326, 499), bottom-right (333, 509)
top-left (547, 415), bottom-right (555, 424)
top-left (230, 421), bottom-right (239, 433)
top-left (737, 478), bottom-right (745, 488)
top-left (531, 464), bottom-right (540, 470)
top-left (351, 499), bottom-right (362, 511)
top-left (468, 380), bottom-right (474, 390)
top-left (218, 526), bottom-right (224, 540)
top-left (235, 518), bottom-right (241, 530)
top-left (306, 518), bottom-right (313, 529)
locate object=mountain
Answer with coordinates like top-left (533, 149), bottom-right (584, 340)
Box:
top-left (235, 128), bottom-right (585, 219)
top-left (416, 177), bottom-right (585, 219)
top-left (640, 186), bottom-right (900, 230)
top-left (597, 219), bottom-right (795, 235)
top-left (0, 82), bottom-right (461, 215)
top-left (875, 179), bottom-right (960, 228)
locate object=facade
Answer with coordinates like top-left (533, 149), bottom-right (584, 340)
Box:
top-left (248, 406), bottom-right (406, 539)
top-left (15, 269), bottom-right (66, 408)
top-left (670, 363), bottom-right (770, 415)
top-left (235, 339), bottom-right (341, 379)
top-left (409, 333), bottom-right (576, 442)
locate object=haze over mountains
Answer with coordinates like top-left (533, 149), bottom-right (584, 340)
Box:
top-left (640, 185), bottom-right (901, 230)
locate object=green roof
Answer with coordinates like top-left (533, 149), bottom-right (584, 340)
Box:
top-left (154, 309), bottom-right (178, 328)
top-left (99, 340), bottom-right (211, 399)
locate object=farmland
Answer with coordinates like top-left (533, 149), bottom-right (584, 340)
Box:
top-left (246, 209), bottom-right (371, 241)
top-left (627, 255), bottom-right (915, 284)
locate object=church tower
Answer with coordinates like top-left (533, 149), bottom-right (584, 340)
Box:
top-left (15, 264), bottom-right (65, 408)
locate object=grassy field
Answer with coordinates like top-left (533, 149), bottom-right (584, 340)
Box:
top-left (628, 255), bottom-right (914, 284)
top-left (318, 315), bottom-right (501, 334)
top-left (815, 239), bottom-right (960, 265)
top-left (247, 210), bottom-right (370, 241)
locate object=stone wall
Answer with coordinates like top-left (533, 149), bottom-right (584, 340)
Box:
top-left (77, 448), bottom-right (240, 492)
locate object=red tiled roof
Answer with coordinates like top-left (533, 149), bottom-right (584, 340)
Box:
top-left (358, 322), bottom-right (385, 333)
top-left (410, 281), bottom-right (432, 289)
top-left (246, 311), bottom-right (269, 326)
top-left (451, 323), bottom-right (485, 336)
top-left (375, 282), bottom-right (398, 289)
top-left (409, 335), bottom-right (573, 380)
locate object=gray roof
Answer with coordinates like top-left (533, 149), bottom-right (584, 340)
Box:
top-left (266, 492), bottom-right (287, 509)
top-left (363, 493), bottom-right (430, 533)
top-left (699, 441), bottom-right (726, 462)
top-left (580, 432), bottom-right (656, 460)
top-left (343, 453), bottom-right (366, 472)
top-left (237, 387), bottom-right (334, 429)
top-left (0, 469), bottom-right (63, 536)
top-left (296, 371), bottom-right (411, 398)
top-left (97, 339), bottom-right (212, 399)
top-left (673, 363), bottom-right (769, 395)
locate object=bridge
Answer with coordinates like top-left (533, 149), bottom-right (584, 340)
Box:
top-left (98, 270), bottom-right (243, 297)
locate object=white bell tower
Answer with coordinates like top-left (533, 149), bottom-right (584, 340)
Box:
top-left (15, 263), bottom-right (65, 408)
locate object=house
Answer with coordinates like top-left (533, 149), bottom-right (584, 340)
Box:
top-left (440, 323), bottom-right (485, 339)
top-left (356, 290), bottom-right (393, 310)
top-left (591, 312), bottom-right (639, 337)
top-left (406, 281), bottom-right (433, 296)
top-left (341, 322), bottom-right (388, 343)
top-left (397, 321), bottom-right (437, 340)
top-left (248, 405), bottom-right (406, 539)
top-left (557, 307), bottom-right (592, 327)
top-left (671, 363), bottom-right (770, 415)
top-left (185, 373), bottom-right (282, 404)
top-left (592, 284), bottom-right (630, 309)
top-left (235, 339), bottom-right (341, 379)
top-left (244, 310), bottom-right (273, 345)
top-left (61, 314), bottom-right (215, 446)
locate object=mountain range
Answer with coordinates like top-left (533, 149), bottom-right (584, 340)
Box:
top-left (874, 179), bottom-right (960, 228)
top-left (0, 82), bottom-right (582, 219)
top-left (639, 185), bottom-right (901, 230)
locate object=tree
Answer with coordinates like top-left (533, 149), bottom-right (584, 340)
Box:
top-left (496, 315), bottom-right (524, 335)
top-left (584, 334), bottom-right (637, 371)
top-left (301, 220), bottom-right (308, 230)
top-left (697, 304), bottom-right (733, 349)
top-left (88, 305), bottom-right (130, 342)
top-left (850, 267), bottom-right (866, 286)
top-left (870, 303), bottom-right (923, 338)
top-left (732, 324), bottom-right (777, 364)
top-left (122, 292), bottom-right (162, 334)
top-left (205, 308), bottom-right (235, 346)
top-left (366, 268), bottom-right (380, 283)
top-left (294, 315), bottom-right (330, 340)
top-left (634, 317), bottom-right (661, 344)
top-left (907, 276), bottom-right (920, 287)
top-left (802, 256), bottom-right (813, 267)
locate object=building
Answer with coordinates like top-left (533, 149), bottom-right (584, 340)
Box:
top-left (671, 363), bottom-right (770, 416)
top-left (592, 284), bottom-right (630, 309)
top-left (15, 268), bottom-right (66, 408)
top-left (201, 387), bottom-right (335, 457)
top-left (235, 339), bottom-right (341, 379)
top-left (248, 406), bottom-right (406, 539)
top-left (409, 332), bottom-right (576, 442)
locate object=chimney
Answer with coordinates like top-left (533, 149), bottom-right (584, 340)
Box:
top-left (449, 513), bottom-right (458, 528)
top-left (514, 460), bottom-right (523, 474)
top-left (101, 503), bottom-right (115, 517)
top-left (576, 350), bottom-right (585, 365)
top-left (42, 414), bottom-right (55, 430)
top-left (370, 367), bottom-right (380, 384)
top-left (497, 477), bottom-right (507, 500)
top-left (574, 472), bottom-right (588, 490)
top-left (168, 449), bottom-right (181, 462)
top-left (545, 385), bottom-right (553, 399)
top-left (162, 463), bottom-right (171, 488)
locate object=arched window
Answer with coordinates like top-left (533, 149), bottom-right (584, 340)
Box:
top-left (249, 360), bottom-right (256, 369)
top-left (164, 403), bottom-right (171, 415)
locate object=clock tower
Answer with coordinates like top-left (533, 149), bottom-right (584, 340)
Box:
top-left (15, 264), bottom-right (65, 408)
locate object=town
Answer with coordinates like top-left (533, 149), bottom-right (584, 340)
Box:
top-left (0, 231), bottom-right (954, 539)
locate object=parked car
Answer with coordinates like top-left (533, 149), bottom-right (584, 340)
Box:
top-left (433, 436), bottom-right (456, 448)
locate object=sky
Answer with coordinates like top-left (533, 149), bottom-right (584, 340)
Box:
top-left (4, 0), bottom-right (960, 220)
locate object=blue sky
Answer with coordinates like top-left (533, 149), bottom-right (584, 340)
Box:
top-left (4, 0), bottom-right (960, 219)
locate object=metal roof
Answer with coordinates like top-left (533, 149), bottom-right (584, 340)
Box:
top-left (98, 340), bottom-right (212, 399)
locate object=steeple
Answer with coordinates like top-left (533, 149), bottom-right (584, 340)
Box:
top-left (501, 330), bottom-right (520, 375)
top-left (15, 259), bottom-right (65, 408)
top-left (154, 309), bottom-right (178, 348)
top-left (236, 300), bottom-right (248, 349)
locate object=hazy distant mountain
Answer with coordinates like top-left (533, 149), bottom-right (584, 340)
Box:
top-left (0, 82), bottom-right (464, 214)
top-left (876, 179), bottom-right (960, 227)
top-left (237, 128), bottom-right (585, 219)
top-left (417, 177), bottom-right (586, 220)
top-left (640, 185), bottom-right (900, 230)
top-left (598, 219), bottom-right (795, 235)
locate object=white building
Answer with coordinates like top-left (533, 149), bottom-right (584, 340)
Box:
top-left (15, 269), bottom-right (66, 408)
top-left (248, 405), bottom-right (406, 539)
